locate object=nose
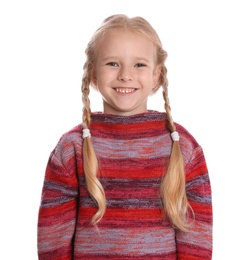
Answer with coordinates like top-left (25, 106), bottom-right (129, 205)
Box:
top-left (117, 66), bottom-right (133, 81)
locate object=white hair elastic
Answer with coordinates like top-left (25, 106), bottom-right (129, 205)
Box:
top-left (83, 128), bottom-right (91, 139)
top-left (171, 131), bottom-right (180, 141)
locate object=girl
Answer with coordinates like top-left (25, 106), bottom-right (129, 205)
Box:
top-left (38, 14), bottom-right (212, 259)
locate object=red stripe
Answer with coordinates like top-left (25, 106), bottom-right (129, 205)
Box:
top-left (186, 164), bottom-right (208, 181)
top-left (39, 200), bottom-right (76, 217)
top-left (99, 166), bottom-right (167, 178)
top-left (38, 246), bottom-right (72, 260)
top-left (45, 167), bottom-right (78, 187)
top-left (177, 242), bottom-right (212, 259)
top-left (190, 201), bottom-right (212, 215)
top-left (79, 207), bottom-right (165, 220)
top-left (91, 121), bottom-right (167, 139)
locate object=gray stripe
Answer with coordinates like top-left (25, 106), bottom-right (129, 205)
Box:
top-left (80, 197), bottom-right (162, 208)
top-left (93, 135), bottom-right (171, 159)
top-left (43, 180), bottom-right (78, 196)
top-left (41, 180), bottom-right (78, 208)
top-left (38, 220), bottom-right (76, 252)
top-left (75, 226), bottom-right (176, 255)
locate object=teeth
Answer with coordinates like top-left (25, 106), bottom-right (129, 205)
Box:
top-left (115, 88), bottom-right (135, 93)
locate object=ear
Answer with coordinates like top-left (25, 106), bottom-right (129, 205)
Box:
top-left (153, 65), bottom-right (161, 87)
top-left (90, 67), bottom-right (98, 87)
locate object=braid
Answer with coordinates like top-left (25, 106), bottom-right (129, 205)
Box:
top-left (161, 75), bottom-right (192, 231)
top-left (159, 60), bottom-right (174, 132)
top-left (82, 61), bottom-right (92, 128)
top-left (81, 61), bottom-right (106, 224)
top-left (162, 88), bottom-right (175, 132)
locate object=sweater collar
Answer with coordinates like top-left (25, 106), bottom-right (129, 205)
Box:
top-left (91, 111), bottom-right (167, 124)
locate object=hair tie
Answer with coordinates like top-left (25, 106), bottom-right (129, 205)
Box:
top-left (171, 131), bottom-right (180, 141)
top-left (83, 128), bottom-right (91, 139)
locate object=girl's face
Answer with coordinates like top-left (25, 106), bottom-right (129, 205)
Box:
top-left (92, 29), bottom-right (161, 116)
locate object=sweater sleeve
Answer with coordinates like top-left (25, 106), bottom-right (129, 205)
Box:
top-left (176, 146), bottom-right (213, 260)
top-left (37, 134), bottom-right (79, 260)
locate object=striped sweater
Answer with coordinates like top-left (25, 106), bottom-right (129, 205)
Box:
top-left (38, 111), bottom-right (212, 259)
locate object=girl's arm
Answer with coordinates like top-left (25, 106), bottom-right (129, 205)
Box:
top-left (176, 146), bottom-right (213, 260)
top-left (37, 135), bottom-right (79, 260)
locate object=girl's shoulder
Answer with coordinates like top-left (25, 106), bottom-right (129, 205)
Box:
top-left (51, 124), bottom-right (82, 158)
top-left (174, 122), bottom-right (204, 165)
top-left (46, 124), bottom-right (83, 176)
top-left (175, 122), bottom-right (199, 147)
top-left (58, 124), bottom-right (82, 144)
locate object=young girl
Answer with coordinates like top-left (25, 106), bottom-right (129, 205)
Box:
top-left (38, 14), bottom-right (212, 259)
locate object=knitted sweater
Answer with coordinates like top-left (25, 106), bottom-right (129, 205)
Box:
top-left (38, 111), bottom-right (212, 259)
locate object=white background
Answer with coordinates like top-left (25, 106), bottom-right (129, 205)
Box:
top-left (1, 0), bottom-right (242, 259)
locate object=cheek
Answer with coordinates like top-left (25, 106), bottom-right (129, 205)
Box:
top-left (142, 71), bottom-right (155, 84)
top-left (93, 74), bottom-right (107, 91)
top-left (92, 68), bottom-right (107, 87)
top-left (97, 70), bottom-right (115, 84)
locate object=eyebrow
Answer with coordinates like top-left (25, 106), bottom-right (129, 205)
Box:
top-left (102, 56), bottom-right (151, 62)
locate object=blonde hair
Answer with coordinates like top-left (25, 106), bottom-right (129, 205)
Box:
top-left (81, 14), bottom-right (192, 231)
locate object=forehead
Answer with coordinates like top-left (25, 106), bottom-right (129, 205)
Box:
top-left (96, 29), bottom-right (156, 59)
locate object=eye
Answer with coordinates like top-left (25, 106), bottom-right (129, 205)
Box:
top-left (135, 63), bottom-right (146, 68)
top-left (106, 62), bottom-right (119, 67)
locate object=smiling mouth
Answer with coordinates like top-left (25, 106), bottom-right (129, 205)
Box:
top-left (115, 88), bottom-right (136, 94)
